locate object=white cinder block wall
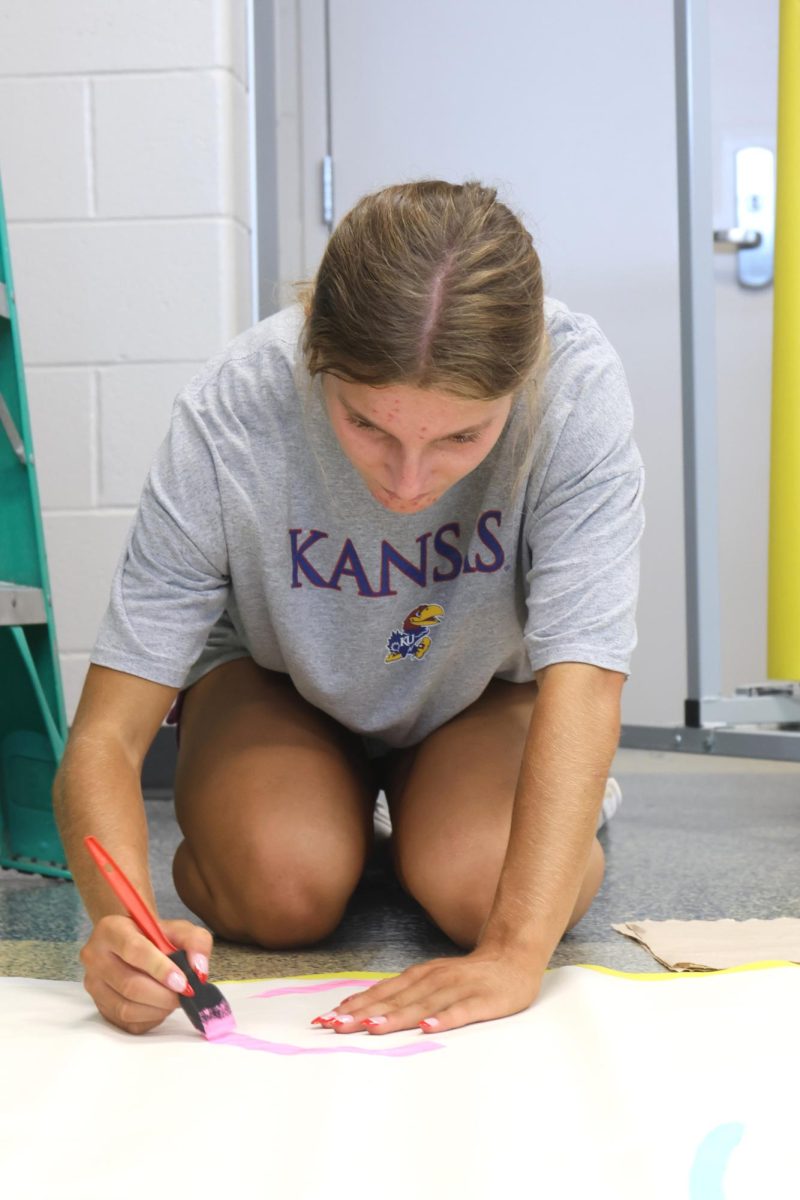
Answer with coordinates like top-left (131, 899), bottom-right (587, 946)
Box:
top-left (0, 0), bottom-right (253, 721)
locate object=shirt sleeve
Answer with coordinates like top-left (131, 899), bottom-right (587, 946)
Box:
top-left (523, 336), bottom-right (645, 677)
top-left (90, 388), bottom-right (232, 688)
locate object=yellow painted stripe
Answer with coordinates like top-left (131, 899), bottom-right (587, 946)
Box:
top-left (215, 970), bottom-right (399, 986)
top-left (567, 958), bottom-right (799, 980)
top-left (768, 0), bottom-right (800, 674)
top-left (215, 960), bottom-right (799, 987)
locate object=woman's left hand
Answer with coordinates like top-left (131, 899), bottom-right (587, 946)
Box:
top-left (311, 947), bottom-right (544, 1035)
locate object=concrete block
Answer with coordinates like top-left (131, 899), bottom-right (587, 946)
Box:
top-left (220, 219), bottom-right (254, 340)
top-left (43, 511), bottom-right (135, 652)
top-left (26, 368), bottom-right (94, 509)
top-left (218, 0), bottom-right (250, 86)
top-left (0, 79), bottom-right (90, 219)
top-left (222, 73), bottom-right (251, 226)
top-left (0, 0), bottom-right (236, 75)
top-left (9, 219), bottom-right (246, 364)
top-left (94, 72), bottom-right (249, 222)
top-left (98, 362), bottom-right (203, 506)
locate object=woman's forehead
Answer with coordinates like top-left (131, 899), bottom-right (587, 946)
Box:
top-left (325, 373), bottom-right (508, 414)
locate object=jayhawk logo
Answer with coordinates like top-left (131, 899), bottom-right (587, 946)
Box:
top-left (385, 603), bottom-right (445, 663)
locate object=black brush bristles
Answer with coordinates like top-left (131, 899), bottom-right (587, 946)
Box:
top-left (168, 948), bottom-right (237, 1039)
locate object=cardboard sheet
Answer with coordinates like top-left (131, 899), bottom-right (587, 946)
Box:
top-left (612, 917), bottom-right (800, 970)
top-left (1, 963), bottom-right (797, 1199)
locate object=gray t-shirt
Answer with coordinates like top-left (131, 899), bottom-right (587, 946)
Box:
top-left (91, 297), bottom-right (645, 749)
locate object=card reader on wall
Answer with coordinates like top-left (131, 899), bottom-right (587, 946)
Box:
top-left (713, 146), bottom-right (774, 288)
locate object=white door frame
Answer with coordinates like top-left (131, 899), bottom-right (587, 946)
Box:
top-left (250, 0), bottom-right (330, 318)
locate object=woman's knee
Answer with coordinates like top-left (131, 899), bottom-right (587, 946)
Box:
top-left (394, 844), bottom-right (502, 951)
top-left (172, 838), bottom-right (357, 948)
top-left (400, 835), bottom-right (605, 950)
top-left (564, 837), bottom-right (605, 932)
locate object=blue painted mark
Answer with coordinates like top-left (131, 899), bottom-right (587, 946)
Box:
top-left (689, 1122), bottom-right (745, 1199)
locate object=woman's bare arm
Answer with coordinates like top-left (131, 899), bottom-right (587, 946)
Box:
top-left (53, 663), bottom-right (178, 921)
top-left (54, 664), bottom-right (215, 1035)
top-left (477, 661), bottom-right (623, 964)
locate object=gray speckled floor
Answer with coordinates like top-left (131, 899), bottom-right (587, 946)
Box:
top-left (2, 748), bottom-right (800, 983)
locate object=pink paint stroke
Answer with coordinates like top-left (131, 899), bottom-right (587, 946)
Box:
top-left (252, 978), bottom-right (383, 999)
top-left (212, 1031), bottom-right (444, 1057)
top-left (216, 978), bottom-right (445, 1056)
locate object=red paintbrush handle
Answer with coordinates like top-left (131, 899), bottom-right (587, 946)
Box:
top-left (84, 835), bottom-right (177, 956)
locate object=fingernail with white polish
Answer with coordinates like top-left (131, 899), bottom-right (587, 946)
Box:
top-left (192, 953), bottom-right (209, 975)
top-left (167, 971), bottom-right (188, 993)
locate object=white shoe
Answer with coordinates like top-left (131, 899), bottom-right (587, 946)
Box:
top-left (374, 791), bottom-right (393, 835)
top-left (375, 783), bottom-right (619, 835)
top-left (597, 777), bottom-right (622, 831)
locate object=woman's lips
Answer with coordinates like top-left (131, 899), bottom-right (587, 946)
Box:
top-left (373, 483), bottom-right (434, 508)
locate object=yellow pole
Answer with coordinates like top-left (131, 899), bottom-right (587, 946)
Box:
top-left (768, 0), bottom-right (800, 678)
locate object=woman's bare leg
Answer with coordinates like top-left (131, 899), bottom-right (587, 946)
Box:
top-left (171, 659), bottom-right (377, 948)
top-left (384, 678), bottom-right (605, 950)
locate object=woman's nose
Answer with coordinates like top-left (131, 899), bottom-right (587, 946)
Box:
top-left (386, 448), bottom-right (428, 497)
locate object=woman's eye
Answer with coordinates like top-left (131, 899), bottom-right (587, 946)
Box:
top-left (347, 415), bottom-right (378, 432)
top-left (345, 411), bottom-right (479, 445)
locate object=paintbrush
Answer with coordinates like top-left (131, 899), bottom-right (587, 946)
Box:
top-left (84, 835), bottom-right (236, 1040)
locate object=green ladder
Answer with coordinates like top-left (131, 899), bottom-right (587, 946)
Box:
top-left (0, 172), bottom-right (70, 879)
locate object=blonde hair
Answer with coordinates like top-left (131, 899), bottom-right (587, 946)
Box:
top-left (296, 180), bottom-right (549, 493)
top-left (299, 178), bottom-right (546, 392)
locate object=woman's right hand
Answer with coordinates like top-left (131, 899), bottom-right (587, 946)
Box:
top-left (80, 915), bottom-right (214, 1035)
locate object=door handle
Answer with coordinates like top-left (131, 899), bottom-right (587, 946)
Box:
top-left (715, 147), bottom-right (774, 287)
top-left (713, 227), bottom-right (762, 250)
